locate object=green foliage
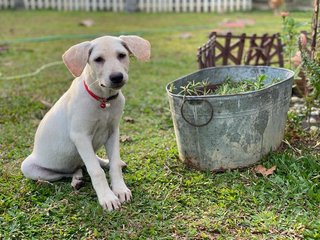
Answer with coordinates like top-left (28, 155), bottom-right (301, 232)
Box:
top-left (175, 74), bottom-right (279, 96)
top-left (280, 13), bottom-right (320, 109)
top-left (301, 50), bottom-right (320, 108)
top-left (214, 74), bottom-right (274, 95)
top-left (280, 15), bottom-right (307, 66)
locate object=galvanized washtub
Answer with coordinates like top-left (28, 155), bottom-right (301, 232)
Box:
top-left (166, 66), bottom-right (294, 171)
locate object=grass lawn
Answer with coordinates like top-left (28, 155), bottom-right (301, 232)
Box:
top-left (0, 10), bottom-right (319, 239)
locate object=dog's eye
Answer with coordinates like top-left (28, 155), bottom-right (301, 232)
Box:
top-left (118, 53), bottom-right (126, 60)
top-left (94, 57), bottom-right (105, 63)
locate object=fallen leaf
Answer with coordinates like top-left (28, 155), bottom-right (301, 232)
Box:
top-left (282, 139), bottom-right (302, 155)
top-left (3, 61), bottom-right (13, 67)
top-left (40, 99), bottom-right (53, 109)
top-left (120, 135), bottom-right (132, 143)
top-left (79, 19), bottom-right (95, 27)
top-left (180, 32), bottom-right (193, 39)
top-left (0, 44), bottom-right (9, 53)
top-left (36, 179), bottom-right (53, 185)
top-left (253, 165), bottom-right (276, 177)
top-left (313, 141), bottom-right (320, 148)
top-left (124, 116), bottom-right (135, 123)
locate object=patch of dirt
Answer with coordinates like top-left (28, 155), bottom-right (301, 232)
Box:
top-left (220, 19), bottom-right (256, 28)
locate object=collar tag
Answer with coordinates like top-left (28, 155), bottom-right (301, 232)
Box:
top-left (100, 102), bottom-right (111, 109)
top-left (100, 102), bottom-right (106, 108)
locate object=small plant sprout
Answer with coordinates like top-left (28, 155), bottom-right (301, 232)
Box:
top-left (168, 82), bottom-right (176, 93)
top-left (201, 79), bottom-right (213, 95)
top-left (252, 74), bottom-right (267, 90)
top-left (178, 81), bottom-right (201, 96)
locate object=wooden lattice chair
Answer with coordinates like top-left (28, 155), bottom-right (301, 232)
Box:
top-left (197, 32), bottom-right (284, 69)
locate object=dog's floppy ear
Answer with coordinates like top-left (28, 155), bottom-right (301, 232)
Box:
top-left (62, 41), bottom-right (91, 77)
top-left (119, 35), bottom-right (151, 62)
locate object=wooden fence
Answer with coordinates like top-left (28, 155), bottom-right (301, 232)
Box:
top-left (197, 32), bottom-right (284, 69)
top-left (0, 0), bottom-right (252, 12)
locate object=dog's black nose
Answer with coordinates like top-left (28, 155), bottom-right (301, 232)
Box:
top-left (110, 72), bottom-right (124, 84)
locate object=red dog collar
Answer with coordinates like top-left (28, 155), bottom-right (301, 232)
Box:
top-left (83, 81), bottom-right (119, 108)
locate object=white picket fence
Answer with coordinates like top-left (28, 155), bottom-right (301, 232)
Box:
top-left (0, 0), bottom-right (252, 12)
top-left (23, 0), bottom-right (124, 11)
top-left (0, 0), bottom-right (15, 8)
top-left (139, 0), bottom-right (252, 12)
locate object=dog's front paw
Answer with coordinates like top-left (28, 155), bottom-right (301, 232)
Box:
top-left (98, 190), bottom-right (121, 211)
top-left (112, 183), bottom-right (132, 203)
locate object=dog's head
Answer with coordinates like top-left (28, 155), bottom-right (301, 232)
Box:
top-left (62, 35), bottom-right (151, 89)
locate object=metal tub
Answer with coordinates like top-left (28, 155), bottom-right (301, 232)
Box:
top-left (166, 66), bottom-right (294, 171)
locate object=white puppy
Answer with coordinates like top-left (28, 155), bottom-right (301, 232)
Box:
top-left (21, 35), bottom-right (151, 211)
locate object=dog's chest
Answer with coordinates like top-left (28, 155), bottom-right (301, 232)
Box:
top-left (91, 112), bottom-right (114, 151)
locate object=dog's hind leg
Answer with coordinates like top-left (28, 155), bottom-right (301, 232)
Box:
top-left (96, 156), bottom-right (109, 168)
top-left (96, 156), bottom-right (127, 168)
top-left (71, 168), bottom-right (84, 190)
top-left (21, 156), bottom-right (73, 181)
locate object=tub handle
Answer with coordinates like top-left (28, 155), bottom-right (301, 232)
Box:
top-left (181, 99), bottom-right (214, 127)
